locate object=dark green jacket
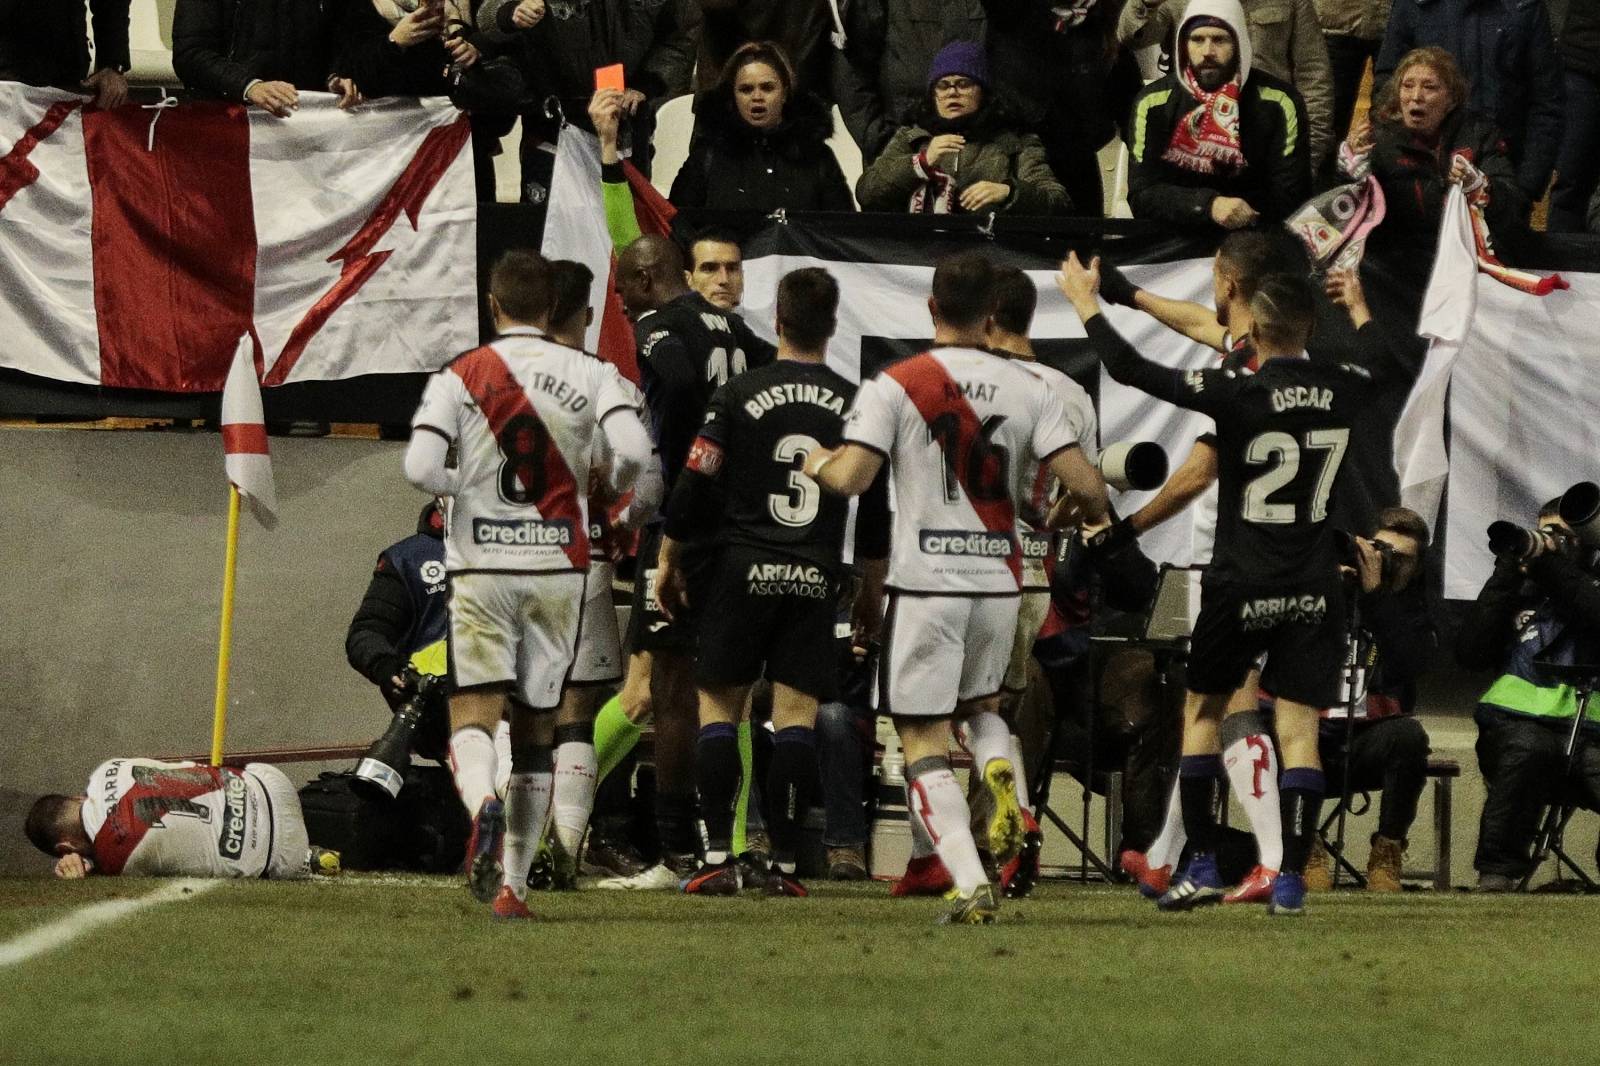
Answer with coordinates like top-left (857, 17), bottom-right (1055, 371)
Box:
top-left (856, 120), bottom-right (1071, 215)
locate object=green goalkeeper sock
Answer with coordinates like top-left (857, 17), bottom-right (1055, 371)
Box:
top-left (593, 695), bottom-right (642, 784)
top-left (733, 720), bottom-right (754, 855)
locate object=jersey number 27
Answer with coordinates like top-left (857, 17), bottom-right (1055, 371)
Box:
top-left (1242, 428), bottom-right (1349, 523)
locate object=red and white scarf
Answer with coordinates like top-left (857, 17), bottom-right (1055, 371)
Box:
top-left (1163, 67), bottom-right (1245, 177)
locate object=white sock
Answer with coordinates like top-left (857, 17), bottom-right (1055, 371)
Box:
top-left (448, 727), bottom-right (498, 820)
top-left (908, 758), bottom-right (988, 895)
top-left (1009, 735), bottom-right (1032, 813)
top-left (1146, 778), bottom-right (1186, 870)
top-left (502, 766), bottom-right (553, 897)
top-left (905, 780), bottom-right (937, 859)
top-left (552, 741), bottom-right (598, 856)
top-left (1222, 712), bottom-right (1284, 871)
top-left (962, 711), bottom-right (1014, 777)
top-left (493, 719), bottom-right (512, 800)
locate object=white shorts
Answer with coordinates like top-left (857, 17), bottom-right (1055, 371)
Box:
top-left (571, 560), bottom-right (623, 685)
top-left (1002, 589), bottom-right (1053, 693)
top-left (246, 763), bottom-right (310, 880)
top-left (449, 571), bottom-right (585, 709)
top-left (878, 592), bottom-right (1020, 718)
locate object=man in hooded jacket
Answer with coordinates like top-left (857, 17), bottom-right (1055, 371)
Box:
top-left (1125, 0), bottom-right (1311, 231)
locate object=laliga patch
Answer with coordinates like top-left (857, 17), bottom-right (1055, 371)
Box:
top-left (686, 436), bottom-right (725, 476)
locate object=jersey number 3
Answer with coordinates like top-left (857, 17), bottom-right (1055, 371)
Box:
top-left (1242, 428), bottom-right (1349, 523)
top-left (770, 434), bottom-right (821, 527)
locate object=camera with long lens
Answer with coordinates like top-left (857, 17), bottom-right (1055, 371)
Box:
top-left (1487, 480), bottom-right (1600, 564)
top-left (1098, 441), bottom-right (1169, 492)
top-left (354, 668), bottom-right (442, 800)
top-left (1333, 529), bottom-right (1396, 587)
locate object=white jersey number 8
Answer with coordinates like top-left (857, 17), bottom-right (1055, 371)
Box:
top-left (770, 434), bottom-right (822, 527)
top-left (1242, 428), bottom-right (1349, 523)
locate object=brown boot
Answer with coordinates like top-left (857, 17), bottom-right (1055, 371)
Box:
top-left (1303, 837), bottom-right (1333, 893)
top-left (1366, 835), bottom-right (1405, 892)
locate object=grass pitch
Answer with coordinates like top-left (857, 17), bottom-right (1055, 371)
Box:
top-left (0, 875), bottom-right (1594, 1066)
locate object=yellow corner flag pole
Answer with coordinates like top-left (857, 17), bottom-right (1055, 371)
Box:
top-left (211, 485), bottom-right (242, 766)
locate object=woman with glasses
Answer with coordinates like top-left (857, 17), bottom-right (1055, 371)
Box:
top-left (855, 41), bottom-right (1070, 215)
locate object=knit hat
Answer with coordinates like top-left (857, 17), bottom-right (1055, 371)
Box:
top-left (927, 41), bottom-right (988, 89)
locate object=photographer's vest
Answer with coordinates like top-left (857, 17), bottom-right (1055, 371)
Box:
top-left (1479, 607), bottom-right (1600, 728)
top-left (381, 532), bottom-right (449, 678)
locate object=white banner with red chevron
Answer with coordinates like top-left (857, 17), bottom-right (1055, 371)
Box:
top-left (0, 83), bottom-right (477, 391)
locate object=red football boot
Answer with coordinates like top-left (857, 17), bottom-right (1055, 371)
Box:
top-left (891, 854), bottom-right (955, 897)
top-left (1223, 864), bottom-right (1278, 904)
top-left (491, 885), bottom-right (534, 920)
top-left (1120, 849), bottom-right (1173, 900)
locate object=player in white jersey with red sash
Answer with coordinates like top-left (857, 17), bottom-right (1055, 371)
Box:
top-left (804, 253), bottom-right (1110, 924)
top-left (405, 250), bottom-right (652, 918)
top-left (25, 759), bottom-right (313, 879)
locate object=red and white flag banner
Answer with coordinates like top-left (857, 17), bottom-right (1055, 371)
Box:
top-left (220, 334), bottom-right (277, 528)
top-left (0, 83), bottom-right (477, 392)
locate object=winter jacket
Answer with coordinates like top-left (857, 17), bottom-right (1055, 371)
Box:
top-left (1375, 0), bottom-right (1564, 200)
top-left (173, 0), bottom-right (334, 101)
top-left (1311, 0), bottom-right (1392, 39)
top-left (1366, 108), bottom-right (1526, 245)
top-left (855, 103), bottom-right (1072, 214)
top-left (834, 0), bottom-right (987, 163)
top-left (1560, 0), bottom-right (1600, 78)
top-left (330, 0), bottom-right (484, 98)
top-left (0, 0), bottom-right (128, 89)
top-left (477, 0), bottom-right (698, 117)
top-left (1119, 0), bottom-right (1336, 163)
top-left (1124, 0), bottom-right (1311, 228)
top-left (671, 90), bottom-right (855, 212)
top-left (1590, 182), bottom-right (1600, 233)
top-left (984, 0), bottom-right (1124, 151)
top-left (694, 0), bottom-right (835, 97)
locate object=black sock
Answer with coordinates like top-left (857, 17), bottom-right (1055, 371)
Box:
top-left (694, 722), bottom-right (740, 861)
top-left (656, 791), bottom-right (700, 861)
top-left (766, 726), bottom-right (817, 873)
top-left (1280, 767), bottom-right (1327, 874)
top-left (1178, 754), bottom-right (1223, 856)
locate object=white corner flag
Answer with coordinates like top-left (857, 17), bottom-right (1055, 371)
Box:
top-left (220, 334), bottom-right (278, 529)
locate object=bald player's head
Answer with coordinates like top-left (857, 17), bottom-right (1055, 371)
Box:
top-left (616, 234), bottom-right (688, 317)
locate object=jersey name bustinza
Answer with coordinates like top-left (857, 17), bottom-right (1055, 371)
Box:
top-left (845, 347), bottom-right (1080, 595)
top-left (412, 330), bottom-right (641, 574)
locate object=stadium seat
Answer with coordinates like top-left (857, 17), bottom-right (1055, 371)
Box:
top-left (1317, 757), bottom-right (1461, 891)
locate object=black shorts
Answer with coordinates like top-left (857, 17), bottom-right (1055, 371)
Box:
top-left (694, 545), bottom-right (840, 702)
top-left (626, 525), bottom-right (713, 656)
top-left (1186, 575), bottom-right (1347, 708)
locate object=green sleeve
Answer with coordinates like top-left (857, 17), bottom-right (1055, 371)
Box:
top-left (602, 165), bottom-right (642, 248)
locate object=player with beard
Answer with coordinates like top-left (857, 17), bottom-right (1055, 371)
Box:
top-left (588, 228), bottom-right (778, 889)
top-left (1095, 232), bottom-right (1307, 904)
top-left (1061, 251), bottom-right (1406, 915)
top-left (653, 268), bottom-right (890, 897)
top-left (805, 252), bottom-right (1110, 924)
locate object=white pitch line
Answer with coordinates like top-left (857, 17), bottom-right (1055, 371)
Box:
top-left (0, 878), bottom-right (223, 968)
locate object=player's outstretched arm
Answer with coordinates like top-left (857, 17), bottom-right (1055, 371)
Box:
top-left (852, 555), bottom-right (889, 653)
top-left (1045, 445), bottom-right (1109, 529)
top-left (1100, 259), bottom-right (1227, 353)
top-left (404, 429), bottom-right (458, 497)
top-left (1127, 438), bottom-right (1219, 534)
top-left (1059, 252), bottom-right (1210, 411)
top-left (804, 443), bottom-right (884, 497)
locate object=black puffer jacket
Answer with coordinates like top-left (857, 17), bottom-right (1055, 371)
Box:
top-left (671, 89), bottom-right (854, 213)
top-left (330, 0), bottom-right (485, 98)
top-left (0, 0), bottom-right (128, 88)
top-left (173, 0), bottom-right (334, 100)
top-left (1561, 0), bottom-right (1600, 79)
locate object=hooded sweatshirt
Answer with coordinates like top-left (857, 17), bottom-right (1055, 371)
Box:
top-left (1124, 0), bottom-right (1310, 228)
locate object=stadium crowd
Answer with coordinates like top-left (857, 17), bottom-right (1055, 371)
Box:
top-left (12, 0), bottom-right (1600, 916)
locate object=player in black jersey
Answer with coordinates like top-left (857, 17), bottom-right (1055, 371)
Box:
top-left (589, 230), bottom-right (778, 887)
top-left (654, 268), bottom-right (890, 896)
top-left (1063, 251), bottom-right (1406, 916)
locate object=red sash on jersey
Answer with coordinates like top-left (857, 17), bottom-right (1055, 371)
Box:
top-left (452, 347), bottom-right (588, 570)
top-left (887, 354), bottom-right (1022, 587)
top-left (92, 765), bottom-right (232, 875)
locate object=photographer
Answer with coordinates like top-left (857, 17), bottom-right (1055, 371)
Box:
top-left (1307, 507), bottom-right (1435, 892)
top-left (1460, 498), bottom-right (1600, 892)
top-left (345, 500), bottom-right (453, 764)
